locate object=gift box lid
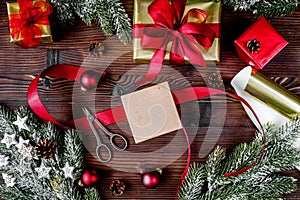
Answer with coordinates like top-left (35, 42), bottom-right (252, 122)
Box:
top-left (234, 16), bottom-right (288, 69)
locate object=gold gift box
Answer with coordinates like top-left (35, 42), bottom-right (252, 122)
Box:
top-left (6, 1), bottom-right (53, 45)
top-left (133, 0), bottom-right (221, 63)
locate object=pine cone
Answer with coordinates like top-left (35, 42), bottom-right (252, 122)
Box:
top-left (89, 41), bottom-right (104, 57)
top-left (110, 180), bottom-right (125, 197)
top-left (247, 38), bottom-right (261, 53)
top-left (207, 73), bottom-right (223, 89)
top-left (35, 139), bottom-right (56, 159)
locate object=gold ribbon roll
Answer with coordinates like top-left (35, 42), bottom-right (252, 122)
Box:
top-left (244, 68), bottom-right (300, 119)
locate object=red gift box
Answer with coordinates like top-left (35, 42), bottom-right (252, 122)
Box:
top-left (234, 16), bottom-right (288, 69)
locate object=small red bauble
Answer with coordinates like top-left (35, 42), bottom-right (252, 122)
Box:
top-left (80, 169), bottom-right (99, 186)
top-left (80, 70), bottom-right (100, 91)
top-left (141, 168), bottom-right (162, 189)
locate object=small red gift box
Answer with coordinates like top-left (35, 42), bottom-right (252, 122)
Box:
top-left (234, 16), bottom-right (288, 69)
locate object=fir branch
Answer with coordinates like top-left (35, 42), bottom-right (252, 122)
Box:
top-left (178, 163), bottom-right (206, 200)
top-left (178, 117), bottom-right (300, 199)
top-left (253, 0), bottom-right (299, 18)
top-left (222, 0), bottom-right (299, 18)
top-left (83, 188), bottom-right (102, 200)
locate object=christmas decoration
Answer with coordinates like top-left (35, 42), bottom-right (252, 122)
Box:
top-left (133, 0), bottom-right (221, 63)
top-left (0, 133), bottom-right (17, 149)
top-left (2, 173), bottom-right (16, 188)
top-left (234, 16), bottom-right (288, 69)
top-left (6, 0), bottom-right (53, 48)
top-left (16, 159), bottom-right (32, 176)
top-left (207, 72), bottom-right (223, 89)
top-left (35, 138), bottom-right (56, 159)
top-left (222, 0), bottom-right (299, 18)
top-left (80, 70), bottom-right (101, 91)
top-left (141, 168), bottom-right (163, 189)
top-left (89, 41), bottom-right (104, 57)
top-left (109, 180), bottom-right (126, 196)
top-left (35, 162), bottom-right (52, 179)
top-left (15, 136), bottom-right (29, 150)
top-left (62, 162), bottom-right (75, 179)
top-left (0, 105), bottom-right (101, 199)
top-left (47, 0), bottom-right (132, 44)
top-left (178, 117), bottom-right (300, 199)
top-left (247, 38), bottom-right (261, 53)
top-left (13, 115), bottom-right (30, 132)
top-left (0, 154), bottom-right (9, 167)
top-left (18, 144), bottom-right (33, 161)
top-left (80, 169), bottom-right (100, 187)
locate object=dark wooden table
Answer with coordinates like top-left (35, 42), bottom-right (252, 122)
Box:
top-left (0, 1), bottom-right (300, 199)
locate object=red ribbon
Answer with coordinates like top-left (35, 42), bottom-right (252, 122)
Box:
top-left (133, 0), bottom-right (219, 84)
top-left (8, 0), bottom-right (52, 48)
top-left (27, 64), bottom-right (265, 187)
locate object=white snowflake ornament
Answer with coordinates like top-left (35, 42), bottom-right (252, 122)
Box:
top-left (2, 173), bottom-right (16, 187)
top-left (35, 162), bottom-right (52, 179)
top-left (0, 154), bottom-right (9, 167)
top-left (1, 133), bottom-right (17, 148)
top-left (62, 162), bottom-right (75, 179)
top-left (15, 136), bottom-right (29, 150)
top-left (13, 115), bottom-right (30, 132)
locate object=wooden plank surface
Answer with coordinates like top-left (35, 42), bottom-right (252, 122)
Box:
top-left (0, 1), bottom-right (300, 199)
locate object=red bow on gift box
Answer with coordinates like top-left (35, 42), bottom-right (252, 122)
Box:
top-left (8, 0), bottom-right (52, 48)
top-left (133, 0), bottom-right (218, 84)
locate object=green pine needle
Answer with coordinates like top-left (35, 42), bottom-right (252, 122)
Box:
top-left (0, 105), bottom-right (101, 200)
top-left (178, 117), bottom-right (300, 199)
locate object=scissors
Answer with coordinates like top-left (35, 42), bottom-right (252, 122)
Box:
top-left (82, 107), bottom-right (128, 162)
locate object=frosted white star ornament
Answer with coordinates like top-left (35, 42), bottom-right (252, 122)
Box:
top-left (2, 173), bottom-right (16, 187)
top-left (15, 136), bottom-right (29, 150)
top-left (18, 144), bottom-right (33, 161)
top-left (16, 159), bottom-right (32, 176)
top-left (1, 133), bottom-right (17, 148)
top-left (13, 115), bottom-right (30, 132)
top-left (35, 162), bottom-right (52, 179)
top-left (62, 162), bottom-right (75, 179)
top-left (0, 154), bottom-right (9, 167)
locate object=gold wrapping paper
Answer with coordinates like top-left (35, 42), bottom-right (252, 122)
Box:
top-left (133, 0), bottom-right (221, 63)
top-left (245, 70), bottom-right (300, 119)
top-left (6, 1), bottom-right (52, 45)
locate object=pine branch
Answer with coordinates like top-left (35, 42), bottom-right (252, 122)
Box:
top-left (222, 0), bottom-right (299, 18)
top-left (178, 117), bottom-right (300, 199)
top-left (253, 0), bottom-right (299, 18)
top-left (178, 163), bottom-right (206, 200)
top-left (0, 105), bottom-right (101, 199)
top-left (84, 188), bottom-right (102, 200)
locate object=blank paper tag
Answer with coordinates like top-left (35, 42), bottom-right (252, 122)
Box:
top-left (121, 82), bottom-right (182, 144)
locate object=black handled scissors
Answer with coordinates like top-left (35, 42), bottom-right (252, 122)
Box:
top-left (82, 107), bottom-right (128, 162)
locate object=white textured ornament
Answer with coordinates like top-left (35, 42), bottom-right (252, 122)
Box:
top-left (35, 162), bottom-right (52, 179)
top-left (1, 133), bottom-right (17, 148)
top-left (13, 115), bottom-right (30, 132)
top-left (16, 159), bottom-right (32, 176)
top-left (0, 154), bottom-right (9, 167)
top-left (62, 162), bottom-right (75, 179)
top-left (2, 173), bottom-right (16, 187)
top-left (18, 144), bottom-right (33, 161)
top-left (15, 136), bottom-right (29, 150)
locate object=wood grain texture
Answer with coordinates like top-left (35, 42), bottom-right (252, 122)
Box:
top-left (0, 1), bottom-right (300, 199)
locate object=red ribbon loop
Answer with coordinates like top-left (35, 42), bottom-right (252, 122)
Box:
top-left (133, 0), bottom-right (218, 84)
top-left (8, 0), bottom-right (52, 48)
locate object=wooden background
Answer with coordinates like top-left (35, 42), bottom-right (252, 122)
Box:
top-left (0, 1), bottom-right (300, 199)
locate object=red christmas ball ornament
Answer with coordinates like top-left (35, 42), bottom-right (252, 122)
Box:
top-left (80, 169), bottom-right (99, 187)
top-left (80, 70), bottom-right (100, 91)
top-left (141, 168), bottom-right (162, 188)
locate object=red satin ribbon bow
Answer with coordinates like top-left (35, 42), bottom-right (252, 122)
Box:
top-left (133, 0), bottom-right (217, 84)
top-left (8, 0), bottom-right (52, 48)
